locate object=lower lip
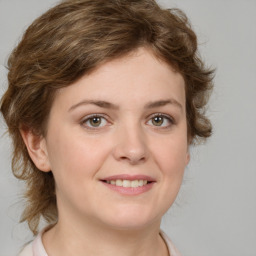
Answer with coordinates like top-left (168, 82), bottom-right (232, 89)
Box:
top-left (101, 181), bottom-right (155, 196)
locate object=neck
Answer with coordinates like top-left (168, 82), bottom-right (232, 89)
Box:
top-left (43, 215), bottom-right (168, 256)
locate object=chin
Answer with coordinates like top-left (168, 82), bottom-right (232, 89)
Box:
top-left (98, 207), bottom-right (161, 231)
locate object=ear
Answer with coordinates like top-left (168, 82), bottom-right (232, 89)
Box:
top-left (186, 151), bottom-right (190, 165)
top-left (186, 136), bottom-right (192, 165)
top-left (20, 129), bottom-right (51, 172)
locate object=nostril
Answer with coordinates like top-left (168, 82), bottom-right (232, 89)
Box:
top-left (112, 137), bottom-right (148, 164)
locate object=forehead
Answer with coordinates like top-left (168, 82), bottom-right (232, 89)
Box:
top-left (52, 48), bottom-right (185, 111)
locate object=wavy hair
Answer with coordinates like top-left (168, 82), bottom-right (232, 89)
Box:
top-left (0, 0), bottom-right (214, 234)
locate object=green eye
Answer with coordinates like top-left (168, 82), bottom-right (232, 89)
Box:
top-left (152, 116), bottom-right (164, 126)
top-left (147, 114), bottom-right (173, 128)
top-left (89, 117), bottom-right (102, 127)
top-left (82, 115), bottom-right (108, 128)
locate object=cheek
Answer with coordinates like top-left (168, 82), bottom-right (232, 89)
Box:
top-left (153, 136), bottom-right (188, 177)
top-left (46, 132), bottom-right (111, 181)
top-left (150, 137), bottom-right (188, 215)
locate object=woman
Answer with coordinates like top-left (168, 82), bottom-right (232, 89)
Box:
top-left (0, 0), bottom-right (213, 255)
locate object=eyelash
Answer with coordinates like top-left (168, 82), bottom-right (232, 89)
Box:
top-left (80, 113), bottom-right (175, 130)
top-left (146, 113), bottom-right (175, 129)
top-left (80, 114), bottom-right (110, 129)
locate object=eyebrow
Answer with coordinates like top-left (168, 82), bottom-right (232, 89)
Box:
top-left (68, 98), bottom-right (183, 112)
top-left (68, 100), bottom-right (119, 112)
top-left (144, 99), bottom-right (183, 110)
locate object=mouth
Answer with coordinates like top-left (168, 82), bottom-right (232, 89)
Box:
top-left (101, 179), bottom-right (153, 188)
top-left (100, 175), bottom-right (156, 195)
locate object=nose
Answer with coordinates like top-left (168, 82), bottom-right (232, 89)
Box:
top-left (112, 124), bottom-right (148, 165)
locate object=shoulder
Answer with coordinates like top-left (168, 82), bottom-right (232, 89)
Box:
top-left (160, 230), bottom-right (182, 256)
top-left (18, 226), bottom-right (49, 256)
top-left (18, 242), bottom-right (33, 256)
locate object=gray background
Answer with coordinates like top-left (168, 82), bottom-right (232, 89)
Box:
top-left (0, 0), bottom-right (255, 255)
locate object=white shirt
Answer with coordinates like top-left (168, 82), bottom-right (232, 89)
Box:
top-left (19, 229), bottom-right (182, 256)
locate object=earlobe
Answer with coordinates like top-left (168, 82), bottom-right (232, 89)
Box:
top-left (20, 129), bottom-right (51, 172)
top-left (186, 152), bottom-right (190, 165)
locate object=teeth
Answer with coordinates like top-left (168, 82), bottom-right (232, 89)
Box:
top-left (138, 180), bottom-right (144, 187)
top-left (131, 180), bottom-right (138, 188)
top-left (106, 179), bottom-right (148, 188)
top-left (123, 180), bottom-right (131, 187)
top-left (116, 179), bottom-right (122, 186)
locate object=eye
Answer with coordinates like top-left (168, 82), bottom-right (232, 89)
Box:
top-left (81, 115), bottom-right (108, 128)
top-left (147, 114), bottom-right (174, 128)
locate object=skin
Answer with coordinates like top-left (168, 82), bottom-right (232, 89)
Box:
top-left (22, 47), bottom-right (190, 256)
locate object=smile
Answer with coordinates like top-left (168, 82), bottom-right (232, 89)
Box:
top-left (103, 179), bottom-right (149, 188)
top-left (100, 175), bottom-right (155, 195)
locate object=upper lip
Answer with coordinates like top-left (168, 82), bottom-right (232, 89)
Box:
top-left (101, 174), bottom-right (156, 182)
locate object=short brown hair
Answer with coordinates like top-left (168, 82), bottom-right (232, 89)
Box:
top-left (0, 0), bottom-right (214, 234)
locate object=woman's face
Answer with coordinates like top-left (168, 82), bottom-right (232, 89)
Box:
top-left (41, 48), bottom-right (190, 230)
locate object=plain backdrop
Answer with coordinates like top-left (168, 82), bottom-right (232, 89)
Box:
top-left (0, 0), bottom-right (256, 255)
